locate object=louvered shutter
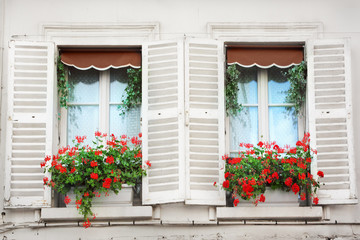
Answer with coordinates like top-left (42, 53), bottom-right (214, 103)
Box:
top-left (4, 41), bottom-right (55, 208)
top-left (307, 39), bottom-right (357, 204)
top-left (142, 40), bottom-right (186, 204)
top-left (184, 39), bottom-right (226, 205)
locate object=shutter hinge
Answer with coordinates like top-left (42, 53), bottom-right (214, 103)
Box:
top-left (185, 111), bottom-right (189, 126)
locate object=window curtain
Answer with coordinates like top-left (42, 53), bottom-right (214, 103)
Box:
top-left (227, 45), bottom-right (304, 68)
top-left (60, 49), bottom-right (141, 70)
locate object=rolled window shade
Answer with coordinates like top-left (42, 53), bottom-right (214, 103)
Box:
top-left (60, 49), bottom-right (141, 70)
top-left (227, 45), bottom-right (304, 68)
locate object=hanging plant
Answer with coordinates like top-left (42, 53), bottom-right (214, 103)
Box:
top-left (225, 65), bottom-right (242, 116)
top-left (119, 68), bottom-right (142, 115)
top-left (284, 61), bottom-right (307, 115)
top-left (57, 56), bottom-right (70, 109)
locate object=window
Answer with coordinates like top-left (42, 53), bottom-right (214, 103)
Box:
top-left (66, 67), bottom-right (141, 145)
top-left (4, 37), bottom-right (356, 209)
top-left (229, 66), bottom-right (300, 156)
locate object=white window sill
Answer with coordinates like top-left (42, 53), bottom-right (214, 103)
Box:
top-left (41, 206), bottom-right (153, 221)
top-left (216, 206), bottom-right (323, 221)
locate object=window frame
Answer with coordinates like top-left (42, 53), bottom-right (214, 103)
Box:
top-left (226, 66), bottom-right (305, 156)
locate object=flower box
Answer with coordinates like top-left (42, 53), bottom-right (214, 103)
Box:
top-left (66, 184), bottom-right (134, 207)
top-left (235, 188), bottom-right (299, 207)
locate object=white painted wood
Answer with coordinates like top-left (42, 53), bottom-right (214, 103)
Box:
top-left (184, 38), bottom-right (225, 206)
top-left (208, 22), bottom-right (323, 42)
top-left (142, 40), bottom-right (185, 204)
top-left (5, 40), bottom-right (55, 208)
top-left (41, 206), bottom-right (153, 221)
top-left (66, 185), bottom-right (133, 207)
top-left (216, 206), bottom-right (323, 221)
top-left (307, 39), bottom-right (357, 205)
top-left (42, 23), bottom-right (159, 46)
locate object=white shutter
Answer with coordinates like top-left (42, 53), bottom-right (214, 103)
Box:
top-left (307, 39), bottom-right (357, 204)
top-left (142, 40), bottom-right (186, 204)
top-left (4, 41), bottom-right (55, 208)
top-left (184, 38), bottom-right (226, 205)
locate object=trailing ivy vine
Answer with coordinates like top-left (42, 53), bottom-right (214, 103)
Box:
top-left (283, 61), bottom-right (307, 115)
top-left (119, 68), bottom-right (142, 115)
top-left (57, 56), bottom-right (70, 109)
top-left (225, 65), bottom-right (242, 116)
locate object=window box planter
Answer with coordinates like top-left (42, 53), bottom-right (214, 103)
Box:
top-left (235, 188), bottom-right (299, 207)
top-left (66, 184), bottom-right (134, 207)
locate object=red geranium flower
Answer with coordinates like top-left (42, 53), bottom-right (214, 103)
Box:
top-left (64, 196), bottom-right (71, 205)
top-left (317, 171), bottom-right (324, 178)
top-left (222, 180), bottom-right (230, 188)
top-left (259, 194), bottom-right (265, 202)
top-left (291, 183), bottom-right (300, 195)
top-left (285, 177), bottom-right (293, 187)
top-left (90, 161), bottom-right (98, 167)
top-left (83, 219), bottom-right (91, 228)
top-left (90, 173), bottom-right (98, 180)
top-left (313, 197), bottom-right (319, 205)
top-left (233, 198), bottom-right (240, 206)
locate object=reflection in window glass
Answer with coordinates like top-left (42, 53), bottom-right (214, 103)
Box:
top-left (230, 67), bottom-right (258, 153)
top-left (268, 67), bottom-right (298, 146)
top-left (268, 67), bottom-right (289, 104)
top-left (230, 107), bottom-right (258, 150)
top-left (68, 68), bottom-right (99, 103)
top-left (110, 106), bottom-right (141, 137)
top-left (67, 106), bottom-right (99, 145)
top-left (237, 67), bottom-right (258, 104)
top-left (110, 68), bottom-right (128, 103)
top-left (269, 107), bottom-right (298, 147)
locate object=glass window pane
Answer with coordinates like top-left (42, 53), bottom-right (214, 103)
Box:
top-left (269, 107), bottom-right (298, 147)
top-left (110, 68), bottom-right (129, 103)
top-left (268, 67), bottom-right (290, 104)
top-left (237, 67), bottom-right (258, 104)
top-left (109, 105), bottom-right (141, 137)
top-left (67, 106), bottom-right (99, 145)
top-left (68, 68), bottom-right (99, 103)
top-left (230, 107), bottom-right (258, 150)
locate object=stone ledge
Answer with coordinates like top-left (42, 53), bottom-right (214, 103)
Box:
top-left (216, 207), bottom-right (323, 221)
top-left (41, 206), bottom-right (153, 221)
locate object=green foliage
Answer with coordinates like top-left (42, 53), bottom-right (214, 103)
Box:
top-left (42, 132), bottom-right (147, 226)
top-left (284, 61), bottom-right (307, 115)
top-left (225, 65), bottom-right (242, 116)
top-left (119, 68), bottom-right (142, 115)
top-left (57, 57), bottom-right (70, 109)
top-left (222, 133), bottom-right (322, 206)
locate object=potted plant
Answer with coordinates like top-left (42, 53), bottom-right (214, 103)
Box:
top-left (221, 133), bottom-right (324, 207)
top-left (41, 132), bottom-right (149, 228)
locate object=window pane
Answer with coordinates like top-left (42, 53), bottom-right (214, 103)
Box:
top-left (110, 68), bottom-right (129, 103)
top-left (230, 107), bottom-right (258, 150)
top-left (269, 107), bottom-right (298, 147)
top-left (268, 67), bottom-right (290, 104)
top-left (67, 106), bottom-right (99, 145)
top-left (237, 67), bottom-right (258, 104)
top-left (109, 105), bottom-right (141, 137)
top-left (68, 68), bottom-right (99, 103)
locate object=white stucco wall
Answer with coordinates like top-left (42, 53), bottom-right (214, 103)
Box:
top-left (1, 0), bottom-right (360, 238)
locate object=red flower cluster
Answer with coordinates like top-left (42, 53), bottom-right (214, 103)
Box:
top-left (106, 156), bottom-right (114, 164)
top-left (90, 173), bottom-right (98, 180)
top-left (102, 178), bottom-right (112, 189)
top-left (64, 196), bottom-right (71, 205)
top-left (222, 132), bottom-right (323, 206)
top-left (90, 161), bottom-right (98, 167)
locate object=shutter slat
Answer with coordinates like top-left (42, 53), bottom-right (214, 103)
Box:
top-left (4, 40), bottom-right (54, 208)
top-left (307, 39), bottom-right (357, 205)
